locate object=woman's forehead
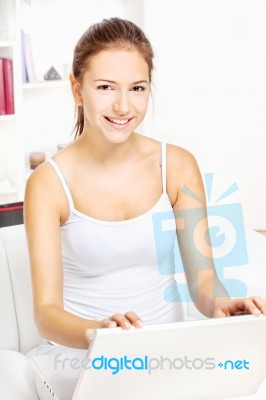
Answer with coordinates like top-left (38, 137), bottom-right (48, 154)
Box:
top-left (85, 49), bottom-right (150, 79)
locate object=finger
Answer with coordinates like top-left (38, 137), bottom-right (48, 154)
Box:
top-left (235, 298), bottom-right (261, 316)
top-left (101, 318), bottom-right (118, 328)
top-left (213, 308), bottom-right (227, 318)
top-left (84, 329), bottom-right (93, 342)
top-left (110, 313), bottom-right (132, 329)
top-left (124, 311), bottom-right (144, 328)
top-left (251, 297), bottom-right (266, 316)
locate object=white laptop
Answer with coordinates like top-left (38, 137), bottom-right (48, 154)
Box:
top-left (32, 314), bottom-right (266, 400)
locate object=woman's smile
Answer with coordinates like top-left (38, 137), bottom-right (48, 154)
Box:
top-left (103, 116), bottom-right (134, 130)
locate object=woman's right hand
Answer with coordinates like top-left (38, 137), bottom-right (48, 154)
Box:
top-left (100, 311), bottom-right (144, 329)
top-left (84, 312), bottom-right (143, 345)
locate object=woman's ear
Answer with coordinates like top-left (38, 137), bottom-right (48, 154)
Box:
top-left (70, 73), bottom-right (83, 106)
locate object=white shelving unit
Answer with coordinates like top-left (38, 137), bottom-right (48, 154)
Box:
top-left (0, 41), bottom-right (15, 48)
top-left (0, 0), bottom-right (21, 204)
top-left (0, 114), bottom-right (16, 122)
top-left (22, 80), bottom-right (69, 90)
top-left (0, 0), bottom-right (74, 204)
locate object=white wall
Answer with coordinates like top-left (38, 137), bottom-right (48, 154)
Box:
top-left (143, 0), bottom-right (266, 229)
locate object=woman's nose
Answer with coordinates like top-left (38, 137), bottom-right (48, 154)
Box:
top-left (113, 91), bottom-right (130, 115)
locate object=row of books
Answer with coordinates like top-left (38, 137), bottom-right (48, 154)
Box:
top-left (0, 58), bottom-right (14, 115)
top-left (0, 31), bottom-right (35, 116)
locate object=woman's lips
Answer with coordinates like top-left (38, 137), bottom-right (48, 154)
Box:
top-left (104, 116), bottom-right (133, 129)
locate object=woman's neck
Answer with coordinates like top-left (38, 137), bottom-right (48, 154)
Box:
top-left (74, 130), bottom-right (141, 167)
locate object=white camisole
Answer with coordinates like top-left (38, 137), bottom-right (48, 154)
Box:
top-left (47, 142), bottom-right (184, 325)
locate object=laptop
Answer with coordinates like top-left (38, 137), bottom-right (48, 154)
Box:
top-left (32, 314), bottom-right (266, 400)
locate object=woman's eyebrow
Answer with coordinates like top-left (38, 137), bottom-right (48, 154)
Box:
top-left (94, 79), bottom-right (116, 83)
top-left (94, 79), bottom-right (149, 85)
top-left (132, 80), bottom-right (149, 85)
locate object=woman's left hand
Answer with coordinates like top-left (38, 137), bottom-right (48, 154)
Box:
top-left (213, 296), bottom-right (266, 318)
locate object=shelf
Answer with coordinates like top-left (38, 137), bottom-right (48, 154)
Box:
top-left (22, 80), bottom-right (69, 90)
top-left (0, 40), bottom-right (15, 48)
top-left (0, 191), bottom-right (22, 205)
top-left (0, 114), bottom-right (16, 122)
top-left (0, 178), bottom-right (18, 194)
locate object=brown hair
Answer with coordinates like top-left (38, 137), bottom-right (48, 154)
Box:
top-left (72, 17), bottom-right (154, 138)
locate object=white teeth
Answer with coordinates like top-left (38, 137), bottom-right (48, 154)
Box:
top-left (109, 118), bottom-right (129, 125)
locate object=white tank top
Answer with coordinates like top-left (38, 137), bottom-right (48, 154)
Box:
top-left (47, 142), bottom-right (184, 325)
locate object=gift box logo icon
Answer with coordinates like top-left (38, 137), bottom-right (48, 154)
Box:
top-left (152, 173), bottom-right (248, 302)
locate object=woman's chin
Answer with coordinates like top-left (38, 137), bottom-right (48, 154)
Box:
top-left (101, 130), bottom-right (134, 145)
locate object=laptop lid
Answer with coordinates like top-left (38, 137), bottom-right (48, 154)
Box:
top-left (33, 314), bottom-right (266, 400)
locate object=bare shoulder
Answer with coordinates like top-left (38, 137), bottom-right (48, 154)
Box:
top-left (167, 143), bottom-right (201, 182)
top-left (128, 134), bottom-right (201, 182)
top-left (166, 143), bottom-right (203, 205)
top-left (136, 135), bottom-right (202, 189)
top-left (26, 161), bottom-right (59, 198)
top-left (138, 135), bottom-right (198, 169)
top-left (26, 140), bottom-right (75, 194)
top-left (167, 143), bottom-right (198, 169)
top-left (25, 160), bottom-right (68, 223)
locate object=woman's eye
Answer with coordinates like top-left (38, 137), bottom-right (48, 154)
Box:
top-left (132, 86), bottom-right (145, 92)
top-left (97, 85), bottom-right (112, 90)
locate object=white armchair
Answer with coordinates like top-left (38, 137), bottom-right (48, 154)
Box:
top-left (0, 224), bottom-right (41, 399)
top-left (0, 224), bottom-right (265, 399)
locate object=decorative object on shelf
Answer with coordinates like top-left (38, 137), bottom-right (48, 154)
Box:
top-left (29, 151), bottom-right (45, 169)
top-left (0, 58), bottom-right (5, 115)
top-left (44, 66), bottom-right (61, 81)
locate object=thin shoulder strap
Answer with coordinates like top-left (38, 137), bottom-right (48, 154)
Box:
top-left (161, 142), bottom-right (167, 193)
top-left (46, 158), bottom-right (74, 209)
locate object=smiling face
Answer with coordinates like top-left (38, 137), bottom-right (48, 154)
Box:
top-left (71, 48), bottom-right (150, 145)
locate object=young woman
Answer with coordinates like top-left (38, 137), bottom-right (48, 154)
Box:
top-left (24, 17), bottom-right (266, 356)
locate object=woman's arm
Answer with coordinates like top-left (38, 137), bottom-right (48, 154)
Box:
top-left (169, 145), bottom-right (266, 317)
top-left (24, 163), bottom-right (142, 350)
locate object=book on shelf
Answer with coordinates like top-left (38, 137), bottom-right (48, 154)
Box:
top-left (0, 58), bottom-right (6, 115)
top-left (0, 57), bottom-right (14, 115)
top-left (3, 58), bottom-right (14, 114)
top-left (21, 30), bottom-right (36, 83)
top-left (20, 30), bottom-right (28, 83)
